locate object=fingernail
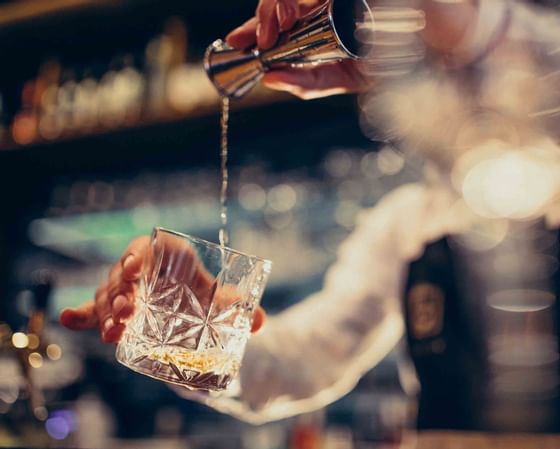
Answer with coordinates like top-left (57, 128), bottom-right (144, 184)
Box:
top-left (113, 296), bottom-right (125, 314)
top-left (105, 324), bottom-right (125, 343)
top-left (102, 317), bottom-right (114, 334)
top-left (113, 295), bottom-right (133, 322)
top-left (256, 23), bottom-right (262, 42)
top-left (123, 255), bottom-right (134, 270)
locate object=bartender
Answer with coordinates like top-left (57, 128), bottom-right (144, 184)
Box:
top-left (61, 0), bottom-right (560, 432)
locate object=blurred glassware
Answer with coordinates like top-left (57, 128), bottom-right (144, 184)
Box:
top-left (290, 411), bottom-right (324, 449)
top-left (39, 84), bottom-right (64, 141)
top-left (72, 71), bottom-right (99, 130)
top-left (0, 273), bottom-right (83, 426)
top-left (99, 68), bottom-right (124, 127)
top-left (57, 72), bottom-right (77, 131)
top-left (12, 80), bottom-right (39, 145)
top-left (322, 427), bottom-right (353, 449)
top-left (242, 424), bottom-right (286, 449)
top-left (167, 64), bottom-right (216, 113)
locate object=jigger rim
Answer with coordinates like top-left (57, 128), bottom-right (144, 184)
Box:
top-left (329, 0), bottom-right (374, 59)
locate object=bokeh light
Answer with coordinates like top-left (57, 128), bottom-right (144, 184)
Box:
top-left (267, 184), bottom-right (297, 212)
top-left (27, 333), bottom-right (40, 350)
top-left (12, 332), bottom-right (29, 349)
top-left (324, 150), bottom-right (353, 178)
top-left (461, 150), bottom-right (557, 220)
top-left (28, 352), bottom-right (44, 368)
top-left (34, 406), bottom-right (48, 421)
top-left (47, 344), bottom-right (62, 361)
top-left (377, 145), bottom-right (405, 175)
top-left (45, 410), bottom-right (78, 440)
top-left (46, 416), bottom-right (71, 440)
top-left (487, 289), bottom-right (555, 313)
top-left (450, 206), bottom-right (510, 251)
top-left (335, 201), bottom-right (361, 229)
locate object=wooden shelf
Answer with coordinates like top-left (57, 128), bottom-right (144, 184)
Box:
top-left (0, 0), bottom-right (122, 28)
top-left (0, 94), bottom-right (365, 178)
top-left (0, 82), bottom-right (294, 153)
top-left (0, 0), bottom-right (256, 31)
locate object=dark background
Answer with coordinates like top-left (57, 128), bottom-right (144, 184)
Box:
top-left (0, 1), bottom-right (418, 448)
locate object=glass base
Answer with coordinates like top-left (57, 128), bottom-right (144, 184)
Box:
top-left (115, 342), bottom-right (237, 391)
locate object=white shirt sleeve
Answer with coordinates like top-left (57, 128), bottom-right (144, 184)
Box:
top-left (466, 1), bottom-right (560, 134)
top-left (173, 185), bottom-right (432, 424)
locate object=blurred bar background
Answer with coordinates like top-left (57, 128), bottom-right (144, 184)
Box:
top-left (0, 1), bottom-right (422, 447)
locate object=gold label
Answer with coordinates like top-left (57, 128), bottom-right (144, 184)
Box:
top-left (407, 283), bottom-right (445, 340)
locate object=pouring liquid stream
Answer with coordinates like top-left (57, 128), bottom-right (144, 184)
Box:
top-left (219, 97), bottom-right (230, 248)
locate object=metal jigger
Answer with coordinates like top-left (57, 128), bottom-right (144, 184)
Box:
top-left (204, 0), bottom-right (373, 98)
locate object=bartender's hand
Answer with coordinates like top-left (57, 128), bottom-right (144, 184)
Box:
top-left (226, 0), bottom-right (370, 99)
top-left (226, 0), bottom-right (481, 99)
top-left (59, 236), bottom-right (267, 343)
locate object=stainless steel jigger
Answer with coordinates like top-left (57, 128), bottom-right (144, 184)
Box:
top-left (204, 0), bottom-right (373, 98)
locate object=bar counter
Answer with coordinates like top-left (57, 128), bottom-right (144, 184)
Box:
top-left (413, 432), bottom-right (560, 449)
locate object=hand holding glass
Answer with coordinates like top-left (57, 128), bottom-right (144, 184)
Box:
top-left (116, 228), bottom-right (272, 391)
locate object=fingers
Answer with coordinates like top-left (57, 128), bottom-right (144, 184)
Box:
top-left (112, 294), bottom-right (135, 324)
top-left (105, 263), bottom-right (135, 324)
top-left (262, 60), bottom-right (370, 99)
top-left (94, 283), bottom-right (112, 341)
top-left (59, 284), bottom-right (125, 343)
top-left (107, 263), bottom-right (135, 301)
top-left (95, 283), bottom-right (128, 343)
top-left (120, 236), bottom-right (149, 281)
top-left (277, 0), bottom-right (299, 32)
top-left (103, 235), bottom-right (149, 327)
top-left (103, 323), bottom-right (126, 343)
top-left (60, 236), bottom-right (149, 343)
top-left (226, 17), bottom-right (258, 49)
top-left (251, 306), bottom-right (267, 333)
top-left (60, 301), bottom-right (98, 330)
top-left (300, 0), bottom-right (325, 14)
top-left (227, 0), bottom-right (321, 50)
top-left (257, 0), bottom-right (280, 49)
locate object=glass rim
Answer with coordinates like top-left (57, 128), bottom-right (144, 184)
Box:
top-left (153, 227), bottom-right (272, 266)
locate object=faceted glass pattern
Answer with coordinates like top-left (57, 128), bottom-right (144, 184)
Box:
top-left (116, 228), bottom-right (272, 391)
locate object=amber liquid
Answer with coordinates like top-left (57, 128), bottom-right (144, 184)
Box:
top-left (149, 346), bottom-right (239, 390)
top-left (219, 97), bottom-right (230, 247)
